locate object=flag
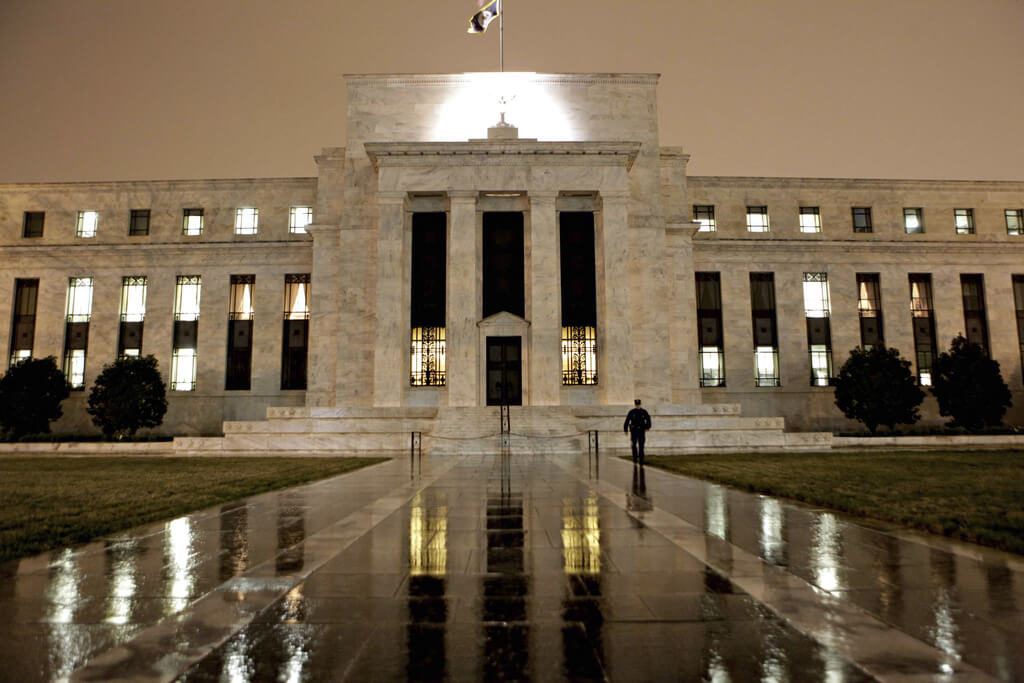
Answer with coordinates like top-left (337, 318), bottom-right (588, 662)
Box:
top-left (468, 0), bottom-right (499, 33)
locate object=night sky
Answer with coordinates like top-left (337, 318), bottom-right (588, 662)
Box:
top-left (1, 0), bottom-right (1021, 183)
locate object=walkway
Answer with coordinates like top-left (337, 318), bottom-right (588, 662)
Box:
top-left (0, 452), bottom-right (1020, 681)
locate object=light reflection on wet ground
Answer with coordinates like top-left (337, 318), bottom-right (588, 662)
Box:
top-left (0, 451), bottom-right (1019, 681)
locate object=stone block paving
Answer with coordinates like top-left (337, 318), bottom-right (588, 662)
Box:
top-left (0, 452), bottom-right (1019, 681)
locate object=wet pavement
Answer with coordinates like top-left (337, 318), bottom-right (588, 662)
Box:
top-left (0, 452), bottom-right (1020, 682)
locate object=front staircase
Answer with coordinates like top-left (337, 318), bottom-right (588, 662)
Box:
top-left (172, 403), bottom-right (832, 456)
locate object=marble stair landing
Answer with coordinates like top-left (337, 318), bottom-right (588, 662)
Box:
top-left (172, 403), bottom-right (832, 456)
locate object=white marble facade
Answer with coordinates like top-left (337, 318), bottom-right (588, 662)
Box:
top-left (1, 73), bottom-right (1023, 435)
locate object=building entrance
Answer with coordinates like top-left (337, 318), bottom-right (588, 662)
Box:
top-left (486, 336), bottom-right (522, 406)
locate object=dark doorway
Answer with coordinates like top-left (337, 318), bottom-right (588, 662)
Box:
top-left (486, 336), bottom-right (522, 406)
top-left (482, 212), bottom-right (525, 318)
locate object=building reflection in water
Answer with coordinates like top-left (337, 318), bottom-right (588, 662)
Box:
top-left (46, 548), bottom-right (84, 678)
top-left (407, 491), bottom-right (448, 680)
top-left (927, 549), bottom-right (960, 673)
top-left (758, 497), bottom-right (786, 566)
top-left (276, 493), bottom-right (306, 575)
top-left (562, 491), bottom-right (604, 679)
top-left (874, 534), bottom-right (903, 624)
top-left (163, 516), bottom-right (195, 615)
top-left (219, 501), bottom-right (249, 581)
top-left (482, 451), bottom-right (528, 680)
top-left (103, 539), bottom-right (139, 625)
top-left (705, 484), bottom-right (729, 540)
top-left (984, 564), bottom-right (1015, 680)
top-left (811, 512), bottom-right (843, 593)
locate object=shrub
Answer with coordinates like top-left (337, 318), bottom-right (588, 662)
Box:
top-left (87, 355), bottom-right (168, 439)
top-left (834, 346), bottom-right (924, 434)
top-left (931, 335), bottom-right (1012, 431)
top-left (0, 357), bottom-right (71, 438)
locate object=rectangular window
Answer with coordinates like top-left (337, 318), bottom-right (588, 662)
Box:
top-left (289, 206), bottom-right (313, 234)
top-left (904, 208), bottom-right (924, 234)
top-left (693, 205), bottom-right (716, 233)
top-left (1012, 276), bottom-right (1024, 381)
top-left (76, 210), bottom-right (98, 238)
top-left (746, 206), bottom-right (769, 233)
top-left (410, 213), bottom-right (447, 387)
top-left (118, 276), bottom-right (147, 358)
top-left (282, 274), bottom-right (310, 390)
top-left (750, 273), bottom-right (780, 387)
top-left (909, 274), bottom-right (937, 386)
top-left (226, 275), bottom-right (255, 390)
top-left (1007, 209), bottom-right (1024, 236)
top-left (9, 279), bottom-right (39, 367)
top-left (129, 209), bottom-right (150, 236)
top-left (852, 207), bottom-right (872, 233)
top-left (560, 212), bottom-right (598, 386)
top-left (960, 274), bottom-right (989, 354)
top-left (954, 208), bottom-right (974, 235)
top-left (799, 207), bottom-right (821, 233)
top-left (183, 208), bottom-right (204, 236)
top-left (696, 272), bottom-right (725, 387)
top-left (63, 277), bottom-right (94, 389)
top-left (171, 275), bottom-right (201, 391)
top-left (803, 273), bottom-right (833, 386)
top-left (235, 208), bottom-right (259, 235)
top-left (23, 211), bottom-right (44, 238)
top-left (856, 273), bottom-right (884, 349)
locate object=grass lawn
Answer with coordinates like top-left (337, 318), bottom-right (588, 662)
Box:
top-left (0, 456), bottom-right (386, 563)
top-left (645, 451), bottom-right (1024, 555)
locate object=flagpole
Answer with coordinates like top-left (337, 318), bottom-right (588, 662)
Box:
top-left (498, 0), bottom-right (503, 72)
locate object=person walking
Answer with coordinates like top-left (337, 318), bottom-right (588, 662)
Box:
top-left (623, 399), bottom-right (652, 465)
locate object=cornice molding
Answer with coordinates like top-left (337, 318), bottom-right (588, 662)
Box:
top-left (0, 177), bottom-right (317, 193)
top-left (688, 175), bottom-right (1024, 192)
top-left (346, 73), bottom-right (659, 89)
top-left (365, 141), bottom-right (641, 172)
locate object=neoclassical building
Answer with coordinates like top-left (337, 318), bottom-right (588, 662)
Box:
top-left (2, 73), bottom-right (1023, 448)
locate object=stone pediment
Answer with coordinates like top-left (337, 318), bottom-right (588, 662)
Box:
top-left (478, 311), bottom-right (530, 330)
top-left (364, 140), bottom-right (641, 171)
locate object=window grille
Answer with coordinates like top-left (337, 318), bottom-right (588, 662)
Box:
top-left (290, 206), bottom-right (313, 234)
top-left (129, 209), bottom-right (150, 236)
top-left (183, 208), bottom-right (203, 236)
top-left (693, 205), bottom-right (716, 232)
top-left (23, 211), bottom-right (44, 238)
top-left (852, 207), bottom-right (872, 233)
top-left (561, 325), bottom-right (597, 385)
top-left (904, 208), bottom-right (924, 234)
top-left (746, 206), bottom-right (769, 233)
top-left (235, 207), bottom-right (259, 235)
top-left (799, 207), bottom-right (821, 233)
top-left (410, 326), bottom-right (447, 386)
top-left (76, 211), bottom-right (98, 238)
top-left (955, 208), bottom-right (974, 235)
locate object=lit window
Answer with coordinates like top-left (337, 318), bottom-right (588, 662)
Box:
top-left (289, 206), bottom-right (313, 234)
top-left (561, 326), bottom-right (597, 385)
top-left (284, 275), bottom-right (310, 320)
top-left (754, 347), bottom-right (779, 387)
top-left (118, 276), bottom-right (147, 358)
top-left (76, 211), bottom-right (98, 238)
top-left (282, 274), bottom-right (310, 390)
top-left (23, 211), bottom-right (44, 238)
top-left (226, 275), bottom-right (255, 391)
top-left (64, 277), bottom-right (93, 389)
top-left (852, 207), bottom-right (872, 233)
top-left (856, 273), bottom-right (884, 349)
top-left (1007, 209), bottom-right (1024, 236)
top-left (954, 208), bottom-right (974, 235)
top-left (234, 208), bottom-right (259, 235)
top-left (802, 273), bottom-right (830, 318)
top-left (746, 206), bottom-right (769, 233)
top-left (174, 276), bottom-right (202, 322)
top-left (799, 207), bottom-right (821, 233)
top-left (229, 276), bottom-right (255, 320)
top-left (171, 276), bottom-right (201, 391)
top-left (693, 205), bottom-right (716, 232)
top-left (700, 346), bottom-right (724, 387)
top-left (909, 274), bottom-right (936, 386)
top-left (904, 208), bottom-right (924, 234)
top-left (183, 208), bottom-right (203, 236)
top-left (696, 272), bottom-right (725, 387)
top-left (129, 209), bottom-right (150, 236)
top-left (9, 279), bottom-right (38, 366)
top-left (66, 277), bottom-right (94, 323)
top-left (170, 349), bottom-right (197, 392)
top-left (803, 273), bottom-right (833, 386)
top-left (411, 327), bottom-right (447, 387)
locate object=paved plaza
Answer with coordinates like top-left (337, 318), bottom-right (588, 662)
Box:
top-left (0, 451), bottom-right (1021, 681)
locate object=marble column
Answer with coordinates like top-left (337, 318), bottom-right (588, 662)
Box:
top-left (446, 191), bottom-right (479, 406)
top-left (373, 192), bottom-right (406, 406)
top-left (597, 191), bottom-right (635, 405)
top-left (305, 223), bottom-right (340, 407)
top-left (528, 192), bottom-right (561, 405)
